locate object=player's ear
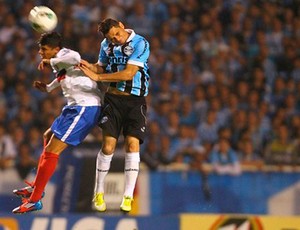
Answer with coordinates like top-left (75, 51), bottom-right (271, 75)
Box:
top-left (119, 22), bottom-right (125, 29)
top-left (54, 46), bottom-right (60, 54)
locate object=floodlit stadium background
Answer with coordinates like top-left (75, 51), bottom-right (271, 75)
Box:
top-left (0, 0), bottom-right (300, 229)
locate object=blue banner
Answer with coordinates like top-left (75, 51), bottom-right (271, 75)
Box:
top-left (53, 147), bottom-right (84, 213)
top-left (150, 171), bottom-right (300, 215)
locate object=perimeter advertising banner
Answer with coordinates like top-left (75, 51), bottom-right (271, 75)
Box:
top-left (181, 214), bottom-right (300, 230)
top-left (0, 214), bottom-right (299, 230)
top-left (0, 214), bottom-right (179, 230)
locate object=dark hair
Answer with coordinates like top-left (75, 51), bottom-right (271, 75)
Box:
top-left (98, 18), bottom-right (120, 36)
top-left (38, 31), bottom-right (62, 48)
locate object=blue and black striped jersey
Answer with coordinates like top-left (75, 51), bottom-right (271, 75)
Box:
top-left (98, 29), bottom-right (150, 97)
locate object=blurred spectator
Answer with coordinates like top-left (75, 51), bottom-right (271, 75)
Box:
top-left (102, 0), bottom-right (125, 22)
top-left (178, 96), bottom-right (198, 126)
top-left (0, 78), bottom-right (7, 108)
top-left (0, 122), bottom-right (20, 194)
top-left (11, 125), bottom-right (26, 148)
top-left (127, 1), bottom-right (154, 37)
top-left (168, 125), bottom-right (202, 163)
top-left (146, 0), bottom-right (169, 30)
top-left (218, 127), bottom-right (233, 142)
top-left (0, 123), bottom-right (17, 170)
top-left (177, 64), bottom-right (197, 96)
top-left (209, 96), bottom-right (231, 128)
top-left (146, 120), bottom-right (162, 145)
top-left (231, 109), bottom-right (248, 147)
top-left (141, 137), bottom-right (160, 170)
top-left (237, 138), bottom-right (263, 169)
top-left (193, 84), bottom-right (208, 124)
top-left (289, 115), bottom-right (300, 138)
top-left (141, 135), bottom-right (171, 171)
top-left (0, 13), bottom-right (25, 45)
top-left (244, 110), bottom-right (268, 156)
top-left (71, 0), bottom-right (91, 33)
top-left (197, 109), bottom-right (219, 144)
top-left (15, 142), bottom-right (38, 179)
top-left (209, 138), bottom-right (241, 175)
top-left (154, 99), bottom-right (172, 129)
top-left (173, 126), bottom-right (206, 168)
top-left (169, 89), bottom-right (181, 112)
top-left (165, 110), bottom-right (180, 139)
top-left (264, 124), bottom-right (296, 165)
top-left (27, 126), bottom-right (43, 159)
top-left (284, 93), bottom-right (299, 119)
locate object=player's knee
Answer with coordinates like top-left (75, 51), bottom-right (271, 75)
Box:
top-left (43, 129), bottom-right (52, 141)
top-left (125, 143), bottom-right (139, 153)
top-left (43, 133), bottom-right (48, 142)
top-left (125, 136), bottom-right (140, 153)
top-left (102, 145), bottom-right (115, 155)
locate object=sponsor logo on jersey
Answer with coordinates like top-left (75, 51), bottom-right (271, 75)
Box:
top-left (109, 56), bottom-right (128, 65)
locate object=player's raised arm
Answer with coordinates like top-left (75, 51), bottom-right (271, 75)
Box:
top-left (79, 63), bottom-right (139, 82)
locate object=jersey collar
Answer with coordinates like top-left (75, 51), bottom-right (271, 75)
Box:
top-left (125, 29), bottom-right (135, 42)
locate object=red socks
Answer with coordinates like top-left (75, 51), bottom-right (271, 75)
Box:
top-left (30, 151), bottom-right (59, 202)
top-left (32, 138), bottom-right (48, 186)
top-left (32, 152), bottom-right (45, 186)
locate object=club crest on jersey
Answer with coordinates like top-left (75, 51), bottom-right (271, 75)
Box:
top-left (123, 45), bottom-right (133, 56)
top-left (100, 116), bottom-right (108, 124)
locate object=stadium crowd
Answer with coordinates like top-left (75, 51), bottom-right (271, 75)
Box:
top-left (0, 0), bottom-right (300, 182)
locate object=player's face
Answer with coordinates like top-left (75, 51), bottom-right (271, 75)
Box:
top-left (106, 26), bottom-right (129, 45)
top-left (38, 45), bottom-right (59, 59)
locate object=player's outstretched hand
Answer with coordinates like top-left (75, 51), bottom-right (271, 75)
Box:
top-left (79, 63), bottom-right (100, 81)
top-left (33, 81), bottom-right (47, 92)
top-left (38, 59), bottom-right (50, 70)
top-left (80, 59), bottom-right (92, 69)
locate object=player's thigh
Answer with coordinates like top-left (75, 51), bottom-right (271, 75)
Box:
top-left (45, 134), bottom-right (68, 154)
top-left (123, 102), bottom-right (147, 144)
top-left (52, 106), bottom-right (100, 146)
top-left (99, 98), bottom-right (123, 140)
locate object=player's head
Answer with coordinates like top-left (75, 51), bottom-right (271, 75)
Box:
top-left (98, 18), bottom-right (129, 45)
top-left (38, 31), bottom-right (62, 59)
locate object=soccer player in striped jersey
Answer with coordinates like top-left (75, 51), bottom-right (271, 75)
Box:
top-left (12, 32), bottom-right (102, 214)
top-left (79, 18), bottom-right (150, 212)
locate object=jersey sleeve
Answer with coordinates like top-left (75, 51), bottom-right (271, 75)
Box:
top-left (50, 49), bottom-right (81, 71)
top-left (127, 38), bottom-right (150, 68)
top-left (98, 40), bottom-right (108, 66)
top-left (46, 78), bottom-right (60, 92)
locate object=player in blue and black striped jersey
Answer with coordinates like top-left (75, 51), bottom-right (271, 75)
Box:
top-left (79, 18), bottom-right (150, 213)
